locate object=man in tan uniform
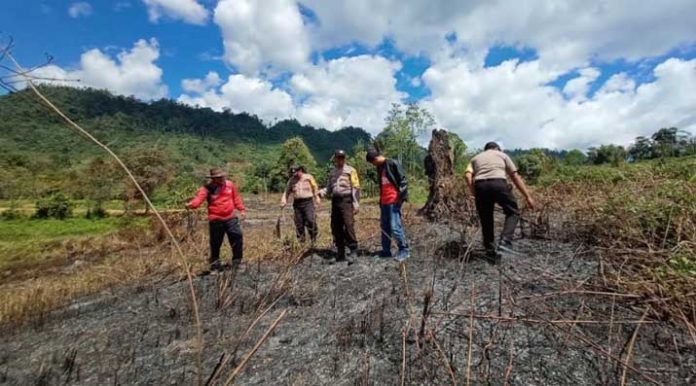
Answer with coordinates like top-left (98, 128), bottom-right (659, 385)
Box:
top-left (465, 142), bottom-right (535, 262)
top-left (319, 149), bottom-right (360, 264)
top-left (281, 165), bottom-right (320, 244)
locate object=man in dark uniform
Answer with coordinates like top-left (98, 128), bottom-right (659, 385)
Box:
top-left (465, 142), bottom-right (535, 262)
top-left (319, 150), bottom-right (360, 264)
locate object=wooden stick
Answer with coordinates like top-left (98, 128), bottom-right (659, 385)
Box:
top-left (428, 329), bottom-right (456, 386)
top-left (433, 312), bottom-right (656, 325)
top-left (620, 307), bottom-right (650, 386)
top-left (223, 309), bottom-right (288, 386)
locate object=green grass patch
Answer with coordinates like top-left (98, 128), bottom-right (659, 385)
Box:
top-left (0, 217), bottom-right (147, 271)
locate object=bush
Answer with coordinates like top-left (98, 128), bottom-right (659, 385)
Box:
top-left (34, 194), bottom-right (73, 219)
top-left (85, 206), bottom-right (109, 219)
top-left (0, 208), bottom-right (24, 220)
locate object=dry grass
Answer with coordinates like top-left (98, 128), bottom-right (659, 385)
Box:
top-left (0, 199), bottom-right (388, 329)
top-left (534, 159), bottom-right (696, 328)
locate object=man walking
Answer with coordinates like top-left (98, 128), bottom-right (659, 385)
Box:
top-left (281, 164), bottom-right (320, 245)
top-left (186, 167), bottom-right (246, 273)
top-left (319, 149), bottom-right (360, 264)
top-left (464, 142), bottom-right (535, 262)
top-left (366, 149), bottom-right (410, 262)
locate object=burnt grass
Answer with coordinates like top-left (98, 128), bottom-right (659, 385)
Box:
top-left (1, 219), bottom-right (694, 385)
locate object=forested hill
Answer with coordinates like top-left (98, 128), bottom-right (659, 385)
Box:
top-left (0, 86), bottom-right (371, 198)
top-left (0, 86), bottom-right (370, 163)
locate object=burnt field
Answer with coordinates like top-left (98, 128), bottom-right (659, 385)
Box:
top-left (1, 214), bottom-right (694, 385)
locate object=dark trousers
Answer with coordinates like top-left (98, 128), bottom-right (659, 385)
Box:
top-left (293, 198), bottom-right (318, 243)
top-left (209, 217), bottom-right (243, 265)
top-left (331, 195), bottom-right (357, 258)
top-left (474, 179), bottom-right (519, 250)
top-left (380, 203), bottom-right (408, 256)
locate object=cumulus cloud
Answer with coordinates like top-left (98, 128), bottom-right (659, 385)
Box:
top-left (422, 57), bottom-right (696, 150)
top-left (178, 74), bottom-right (294, 122)
top-left (563, 68), bottom-right (601, 101)
top-left (142, 0), bottom-right (209, 25)
top-left (177, 55), bottom-right (404, 133)
top-left (291, 55), bottom-right (405, 133)
top-left (303, 0), bottom-right (696, 71)
top-left (181, 71), bottom-right (222, 93)
top-left (28, 39), bottom-right (168, 100)
top-left (68, 2), bottom-right (93, 18)
top-left (213, 0), bottom-right (310, 74)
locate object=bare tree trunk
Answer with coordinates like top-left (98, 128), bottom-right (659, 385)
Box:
top-left (418, 129), bottom-right (476, 224)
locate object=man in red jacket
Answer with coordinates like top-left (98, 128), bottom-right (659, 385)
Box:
top-left (186, 167), bottom-right (246, 273)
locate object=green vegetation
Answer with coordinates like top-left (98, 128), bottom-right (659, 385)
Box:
top-left (0, 217), bottom-right (145, 271)
top-left (0, 86), bottom-right (371, 202)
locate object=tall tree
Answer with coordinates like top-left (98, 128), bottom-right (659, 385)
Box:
top-left (587, 145), bottom-right (627, 166)
top-left (375, 103), bottom-right (435, 176)
top-left (447, 132), bottom-right (468, 173)
top-left (651, 127), bottom-right (679, 158)
top-left (564, 149), bottom-right (587, 166)
top-left (271, 137), bottom-right (318, 191)
top-left (122, 147), bottom-right (174, 213)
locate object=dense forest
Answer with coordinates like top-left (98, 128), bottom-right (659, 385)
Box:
top-left (0, 86), bottom-right (371, 201)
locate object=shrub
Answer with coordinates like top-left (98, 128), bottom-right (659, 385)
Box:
top-left (34, 194), bottom-right (73, 219)
top-left (0, 208), bottom-right (24, 220)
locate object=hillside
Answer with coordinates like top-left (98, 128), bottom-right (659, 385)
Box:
top-left (0, 86), bottom-right (371, 198)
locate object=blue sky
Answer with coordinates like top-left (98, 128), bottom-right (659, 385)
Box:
top-left (2, 1), bottom-right (695, 150)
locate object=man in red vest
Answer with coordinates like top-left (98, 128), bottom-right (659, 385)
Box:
top-left (186, 167), bottom-right (246, 273)
top-left (366, 148), bottom-right (410, 262)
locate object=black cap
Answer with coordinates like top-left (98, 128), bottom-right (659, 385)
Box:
top-left (288, 164), bottom-right (304, 174)
top-left (334, 149), bottom-right (346, 158)
top-left (484, 141), bottom-right (500, 150)
top-left (366, 148), bottom-right (380, 162)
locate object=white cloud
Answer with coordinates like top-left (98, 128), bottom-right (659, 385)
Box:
top-left (291, 55), bottom-right (405, 133)
top-left (68, 2), bottom-right (93, 18)
top-left (177, 55), bottom-right (404, 133)
top-left (181, 71), bottom-right (222, 93)
top-left (563, 68), bottom-right (601, 101)
top-left (303, 0), bottom-right (696, 71)
top-left (28, 39), bottom-right (168, 100)
top-left (213, 0), bottom-right (310, 74)
top-left (178, 74), bottom-right (294, 122)
top-left (422, 57), bottom-right (696, 150)
top-left (142, 0), bottom-right (209, 25)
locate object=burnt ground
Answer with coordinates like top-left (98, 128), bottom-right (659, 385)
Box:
top-left (1, 220), bottom-right (694, 385)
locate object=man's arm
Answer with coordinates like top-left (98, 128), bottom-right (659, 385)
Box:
top-left (280, 179), bottom-right (292, 207)
top-left (464, 163), bottom-right (475, 197)
top-left (308, 175), bottom-right (321, 204)
top-left (392, 160), bottom-right (408, 202)
top-left (232, 184), bottom-right (247, 219)
top-left (186, 186), bottom-right (208, 209)
top-left (350, 168), bottom-right (360, 212)
top-left (318, 170), bottom-right (332, 198)
top-left (510, 172), bottom-right (536, 209)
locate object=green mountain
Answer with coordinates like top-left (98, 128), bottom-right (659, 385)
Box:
top-left (0, 86), bottom-right (371, 199)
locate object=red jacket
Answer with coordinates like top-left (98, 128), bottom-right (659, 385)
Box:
top-left (188, 180), bottom-right (246, 221)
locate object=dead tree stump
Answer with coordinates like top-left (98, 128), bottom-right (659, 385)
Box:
top-left (418, 129), bottom-right (476, 224)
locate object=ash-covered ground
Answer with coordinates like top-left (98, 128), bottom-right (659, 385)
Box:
top-left (1, 221), bottom-right (694, 385)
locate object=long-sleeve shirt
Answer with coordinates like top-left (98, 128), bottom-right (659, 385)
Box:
top-left (188, 180), bottom-right (246, 221)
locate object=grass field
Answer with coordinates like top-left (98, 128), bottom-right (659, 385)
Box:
top-left (0, 217), bottom-right (147, 272)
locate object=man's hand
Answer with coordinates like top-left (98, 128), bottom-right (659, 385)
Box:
top-left (280, 199), bottom-right (287, 208)
top-left (353, 205), bottom-right (359, 215)
top-left (315, 197), bottom-right (321, 206)
top-left (239, 211), bottom-right (247, 221)
top-left (525, 196), bottom-right (536, 210)
top-left (185, 203), bottom-right (193, 210)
